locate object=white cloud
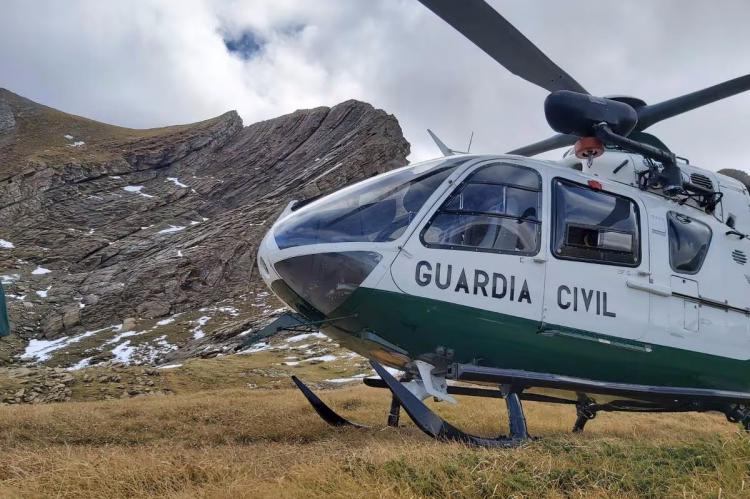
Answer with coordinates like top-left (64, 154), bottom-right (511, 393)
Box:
top-left (1, 1), bottom-right (749, 171)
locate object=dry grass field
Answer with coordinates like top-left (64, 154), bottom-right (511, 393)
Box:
top-left (0, 366), bottom-right (747, 499)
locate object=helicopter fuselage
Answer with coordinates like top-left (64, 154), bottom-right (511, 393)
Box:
top-left (257, 152), bottom-right (750, 401)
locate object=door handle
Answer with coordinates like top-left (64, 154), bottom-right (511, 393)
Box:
top-left (626, 279), bottom-right (671, 297)
top-left (519, 256), bottom-right (546, 264)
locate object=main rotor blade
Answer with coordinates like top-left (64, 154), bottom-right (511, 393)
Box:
top-left (507, 133), bottom-right (577, 156)
top-left (417, 0), bottom-right (587, 94)
top-left (636, 74), bottom-right (750, 131)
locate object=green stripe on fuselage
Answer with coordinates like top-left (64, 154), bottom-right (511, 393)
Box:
top-left (331, 287), bottom-right (750, 393)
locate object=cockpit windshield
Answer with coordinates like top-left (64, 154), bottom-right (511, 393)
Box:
top-left (274, 158), bottom-right (463, 249)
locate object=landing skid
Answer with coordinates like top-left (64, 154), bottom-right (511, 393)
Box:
top-left (292, 362), bottom-right (750, 440)
top-left (291, 376), bottom-right (365, 428)
top-left (290, 362), bottom-right (531, 447)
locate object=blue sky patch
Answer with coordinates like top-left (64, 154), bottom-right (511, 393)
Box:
top-left (223, 31), bottom-right (264, 60)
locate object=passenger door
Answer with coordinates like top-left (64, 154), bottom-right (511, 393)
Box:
top-left (390, 160), bottom-right (547, 326)
top-left (541, 175), bottom-right (651, 344)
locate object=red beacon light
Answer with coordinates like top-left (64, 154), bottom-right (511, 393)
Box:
top-left (588, 180), bottom-right (603, 190)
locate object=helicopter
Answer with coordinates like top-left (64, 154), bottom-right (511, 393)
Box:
top-left (254, 0), bottom-right (750, 447)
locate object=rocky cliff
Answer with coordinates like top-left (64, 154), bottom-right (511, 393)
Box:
top-left (0, 89), bottom-right (410, 367)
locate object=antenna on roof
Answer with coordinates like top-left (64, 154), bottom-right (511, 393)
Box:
top-left (427, 129), bottom-right (454, 156)
top-left (467, 131), bottom-right (474, 153)
top-left (427, 129), bottom-right (470, 157)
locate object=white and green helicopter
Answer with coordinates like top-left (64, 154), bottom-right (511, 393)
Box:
top-left (254, 0), bottom-right (750, 446)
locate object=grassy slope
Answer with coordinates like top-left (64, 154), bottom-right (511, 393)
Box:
top-left (0, 358), bottom-right (747, 498)
top-left (1, 88), bottom-right (229, 159)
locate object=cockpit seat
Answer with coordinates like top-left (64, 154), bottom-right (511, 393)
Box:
top-left (476, 195), bottom-right (520, 250)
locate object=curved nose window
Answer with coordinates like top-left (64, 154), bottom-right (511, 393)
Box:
top-left (274, 251), bottom-right (382, 315)
top-left (274, 159), bottom-right (460, 249)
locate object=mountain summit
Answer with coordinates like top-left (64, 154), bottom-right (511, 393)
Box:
top-left (0, 89), bottom-right (410, 367)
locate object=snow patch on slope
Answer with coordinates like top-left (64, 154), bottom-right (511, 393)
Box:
top-left (166, 177), bottom-right (188, 188)
top-left (123, 185), bottom-right (155, 198)
top-left (112, 341), bottom-right (136, 363)
top-left (157, 225), bottom-right (186, 235)
top-left (20, 324), bottom-right (122, 362)
top-left (192, 316), bottom-right (211, 339)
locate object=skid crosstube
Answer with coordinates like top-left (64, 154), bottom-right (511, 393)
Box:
top-left (370, 361), bottom-right (529, 447)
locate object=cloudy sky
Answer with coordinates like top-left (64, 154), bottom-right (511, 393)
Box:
top-left (2, 0), bottom-right (749, 171)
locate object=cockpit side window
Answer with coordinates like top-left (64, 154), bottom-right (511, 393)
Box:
top-left (420, 162), bottom-right (542, 255)
top-left (552, 178), bottom-right (640, 266)
top-left (667, 211), bottom-right (712, 274)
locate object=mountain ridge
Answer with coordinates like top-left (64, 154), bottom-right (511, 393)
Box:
top-left (0, 89), bottom-right (410, 368)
